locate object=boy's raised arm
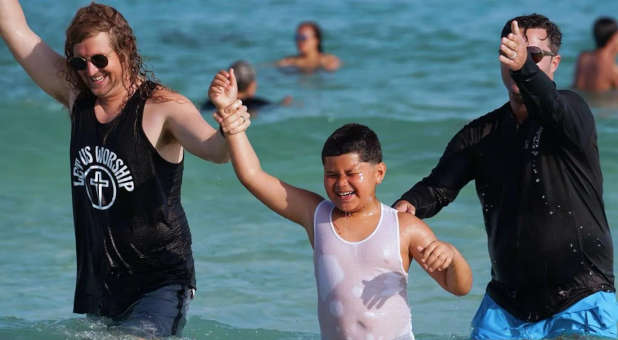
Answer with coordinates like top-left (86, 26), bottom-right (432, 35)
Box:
top-left (399, 212), bottom-right (472, 296)
top-left (209, 70), bottom-right (324, 238)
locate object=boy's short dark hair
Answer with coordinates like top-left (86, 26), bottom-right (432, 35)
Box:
top-left (593, 17), bottom-right (617, 49)
top-left (501, 13), bottom-right (562, 54)
top-left (321, 123), bottom-right (382, 164)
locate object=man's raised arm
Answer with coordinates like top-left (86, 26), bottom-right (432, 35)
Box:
top-left (0, 0), bottom-right (72, 106)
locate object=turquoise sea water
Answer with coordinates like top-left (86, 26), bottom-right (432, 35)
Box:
top-left (1, 0), bottom-right (617, 339)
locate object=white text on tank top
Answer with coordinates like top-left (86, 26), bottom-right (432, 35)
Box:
top-left (71, 145), bottom-right (135, 210)
top-left (313, 200), bottom-right (414, 340)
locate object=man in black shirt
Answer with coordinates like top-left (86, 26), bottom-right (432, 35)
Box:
top-left (395, 14), bottom-right (617, 339)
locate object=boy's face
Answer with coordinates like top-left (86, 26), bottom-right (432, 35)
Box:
top-left (323, 152), bottom-right (386, 213)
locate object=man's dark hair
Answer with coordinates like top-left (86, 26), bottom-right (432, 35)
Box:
top-left (501, 13), bottom-right (562, 54)
top-left (593, 17), bottom-right (617, 49)
top-left (321, 123), bottom-right (382, 164)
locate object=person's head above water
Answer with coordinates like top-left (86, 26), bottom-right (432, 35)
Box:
top-left (500, 13), bottom-right (562, 106)
top-left (230, 60), bottom-right (257, 98)
top-left (296, 21), bottom-right (323, 55)
top-left (321, 123), bottom-right (382, 164)
top-left (277, 20), bottom-right (340, 72)
top-left (593, 17), bottom-right (618, 49)
top-left (500, 13), bottom-right (562, 54)
top-left (321, 123), bottom-right (385, 213)
top-left (64, 2), bottom-right (151, 96)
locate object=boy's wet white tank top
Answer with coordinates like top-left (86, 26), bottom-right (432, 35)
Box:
top-left (313, 200), bottom-right (414, 340)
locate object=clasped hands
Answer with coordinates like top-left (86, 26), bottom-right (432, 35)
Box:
top-left (208, 68), bottom-right (251, 135)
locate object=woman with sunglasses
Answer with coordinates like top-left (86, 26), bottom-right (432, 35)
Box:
top-left (277, 21), bottom-right (341, 73)
top-left (0, 0), bottom-right (250, 337)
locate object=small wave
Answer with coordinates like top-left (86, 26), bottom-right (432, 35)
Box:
top-left (0, 316), bottom-right (318, 340)
top-left (2, 316), bottom-right (605, 339)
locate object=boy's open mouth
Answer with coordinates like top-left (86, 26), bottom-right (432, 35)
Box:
top-left (336, 191), bottom-right (355, 199)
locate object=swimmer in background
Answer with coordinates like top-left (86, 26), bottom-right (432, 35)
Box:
top-left (277, 21), bottom-right (341, 73)
top-left (208, 69), bottom-right (472, 340)
top-left (202, 60), bottom-right (291, 116)
top-left (573, 17), bottom-right (618, 92)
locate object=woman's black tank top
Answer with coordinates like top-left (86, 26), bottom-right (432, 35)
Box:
top-left (69, 81), bottom-right (195, 317)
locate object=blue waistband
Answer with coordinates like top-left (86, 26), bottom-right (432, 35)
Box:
top-left (471, 291), bottom-right (618, 339)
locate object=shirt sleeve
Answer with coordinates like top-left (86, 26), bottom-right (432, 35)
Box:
top-left (510, 52), bottom-right (595, 150)
top-left (396, 126), bottom-right (476, 218)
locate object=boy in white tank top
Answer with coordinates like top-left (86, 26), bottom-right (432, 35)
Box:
top-left (208, 70), bottom-right (473, 340)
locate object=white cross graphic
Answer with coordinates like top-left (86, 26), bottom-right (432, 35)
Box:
top-left (89, 171), bottom-right (109, 206)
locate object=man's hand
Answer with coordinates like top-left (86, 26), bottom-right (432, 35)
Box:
top-left (209, 68), bottom-right (238, 110)
top-left (213, 99), bottom-right (251, 136)
top-left (417, 240), bottom-right (455, 272)
top-left (499, 20), bottom-right (528, 71)
top-left (394, 200), bottom-right (416, 215)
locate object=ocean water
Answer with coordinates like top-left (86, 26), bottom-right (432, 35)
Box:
top-left (0, 0), bottom-right (617, 339)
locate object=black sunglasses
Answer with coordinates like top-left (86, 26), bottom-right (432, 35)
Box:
top-left (68, 54), bottom-right (109, 71)
top-left (295, 33), bottom-right (309, 42)
top-left (527, 46), bottom-right (556, 63)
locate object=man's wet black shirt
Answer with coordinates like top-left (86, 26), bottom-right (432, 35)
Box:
top-left (399, 56), bottom-right (615, 321)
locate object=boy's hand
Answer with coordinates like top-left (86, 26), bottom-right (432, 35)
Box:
top-left (209, 68), bottom-right (238, 109)
top-left (213, 99), bottom-right (251, 135)
top-left (417, 240), bottom-right (455, 272)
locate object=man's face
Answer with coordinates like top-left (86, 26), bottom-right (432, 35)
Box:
top-left (501, 28), bottom-right (561, 103)
top-left (72, 31), bottom-right (126, 99)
